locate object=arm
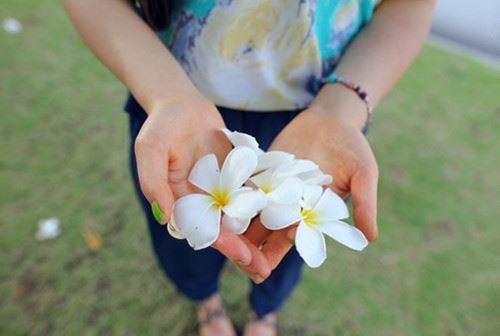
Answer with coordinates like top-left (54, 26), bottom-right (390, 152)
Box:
top-left (62, 0), bottom-right (271, 280)
top-left (62, 0), bottom-right (202, 112)
top-left (245, 0), bottom-right (436, 271)
top-left (312, 0), bottom-right (436, 129)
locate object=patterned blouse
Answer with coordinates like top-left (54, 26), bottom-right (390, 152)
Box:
top-left (157, 0), bottom-right (381, 111)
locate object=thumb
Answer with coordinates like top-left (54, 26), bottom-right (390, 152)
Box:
top-left (135, 135), bottom-right (174, 225)
top-left (350, 163), bottom-right (379, 241)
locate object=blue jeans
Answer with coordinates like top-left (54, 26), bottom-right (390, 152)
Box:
top-left (126, 95), bottom-right (305, 317)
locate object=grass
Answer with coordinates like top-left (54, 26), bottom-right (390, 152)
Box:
top-left (1, 1), bottom-right (499, 335)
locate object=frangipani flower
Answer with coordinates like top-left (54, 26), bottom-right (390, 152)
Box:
top-left (251, 159), bottom-right (332, 228)
top-left (273, 159), bottom-right (333, 186)
top-left (261, 185), bottom-right (368, 268)
top-left (221, 128), bottom-right (332, 185)
top-left (248, 166), bottom-right (304, 217)
top-left (165, 127), bottom-right (366, 268)
top-left (220, 128), bottom-right (294, 173)
top-left (167, 218), bottom-right (185, 240)
top-left (171, 146), bottom-right (266, 250)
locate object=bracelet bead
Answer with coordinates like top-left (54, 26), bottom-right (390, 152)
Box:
top-left (320, 74), bottom-right (373, 132)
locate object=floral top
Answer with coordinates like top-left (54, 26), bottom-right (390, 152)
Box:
top-left (157, 0), bottom-right (381, 111)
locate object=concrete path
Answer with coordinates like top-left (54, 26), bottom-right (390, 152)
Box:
top-left (430, 0), bottom-right (500, 64)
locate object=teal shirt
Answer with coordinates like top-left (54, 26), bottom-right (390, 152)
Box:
top-left (158, 0), bottom-right (379, 111)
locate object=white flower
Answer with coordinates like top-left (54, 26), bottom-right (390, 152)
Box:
top-left (220, 127), bottom-right (261, 154)
top-left (273, 159), bottom-right (333, 186)
top-left (220, 128), bottom-right (294, 174)
top-left (251, 159), bottom-right (331, 229)
top-left (261, 185), bottom-right (368, 268)
top-left (171, 146), bottom-right (267, 250)
top-left (248, 165), bottom-right (305, 229)
top-left (221, 128), bottom-right (331, 185)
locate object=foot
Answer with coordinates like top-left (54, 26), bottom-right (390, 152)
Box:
top-left (243, 312), bottom-right (278, 336)
top-left (197, 293), bottom-right (236, 336)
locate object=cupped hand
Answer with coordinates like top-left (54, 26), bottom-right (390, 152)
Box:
top-left (134, 97), bottom-right (270, 281)
top-left (243, 107), bottom-right (379, 272)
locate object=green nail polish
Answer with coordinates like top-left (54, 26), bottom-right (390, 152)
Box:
top-left (151, 202), bottom-right (164, 224)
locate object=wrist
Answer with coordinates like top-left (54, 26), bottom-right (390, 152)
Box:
top-left (147, 95), bottom-right (224, 134)
top-left (310, 83), bottom-right (370, 130)
top-left (148, 94), bottom-right (214, 117)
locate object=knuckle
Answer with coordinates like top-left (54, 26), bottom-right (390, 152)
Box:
top-left (134, 133), bottom-right (151, 152)
top-left (134, 129), bottom-right (164, 155)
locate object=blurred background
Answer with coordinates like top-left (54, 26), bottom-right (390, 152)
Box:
top-left (1, 0), bottom-right (499, 335)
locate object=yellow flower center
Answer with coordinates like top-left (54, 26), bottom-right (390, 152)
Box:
top-left (301, 208), bottom-right (317, 227)
top-left (260, 183), bottom-right (271, 194)
top-left (211, 189), bottom-right (230, 209)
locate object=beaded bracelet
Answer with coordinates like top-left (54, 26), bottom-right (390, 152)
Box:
top-left (321, 74), bottom-right (373, 133)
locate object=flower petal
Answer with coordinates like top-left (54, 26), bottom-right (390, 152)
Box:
top-left (260, 203), bottom-right (302, 230)
top-left (300, 185), bottom-right (323, 210)
top-left (172, 194), bottom-right (220, 250)
top-left (267, 177), bottom-right (303, 205)
top-left (220, 128), bottom-right (262, 153)
top-left (256, 151), bottom-right (294, 173)
top-left (167, 218), bottom-right (185, 240)
top-left (298, 168), bottom-right (333, 186)
top-left (249, 168), bottom-right (274, 190)
top-left (223, 188), bottom-right (267, 219)
top-left (274, 159), bottom-right (318, 179)
top-left (220, 146), bottom-right (258, 191)
top-left (318, 220), bottom-right (368, 251)
top-left (296, 222), bottom-right (326, 268)
top-left (222, 215), bottom-right (251, 234)
top-left (314, 188), bottom-right (349, 220)
top-left (188, 154), bottom-right (220, 193)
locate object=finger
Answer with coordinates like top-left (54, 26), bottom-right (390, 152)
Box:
top-left (243, 217), bottom-right (271, 246)
top-left (261, 226), bottom-right (297, 271)
top-left (134, 133), bottom-right (174, 225)
top-left (351, 164), bottom-right (379, 241)
top-left (212, 229), bottom-right (253, 266)
top-left (238, 236), bottom-right (271, 284)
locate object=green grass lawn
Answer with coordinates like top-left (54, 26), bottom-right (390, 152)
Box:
top-left (1, 1), bottom-right (499, 335)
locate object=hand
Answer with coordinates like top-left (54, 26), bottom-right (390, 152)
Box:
top-left (134, 97), bottom-right (270, 281)
top-left (244, 107), bottom-right (379, 272)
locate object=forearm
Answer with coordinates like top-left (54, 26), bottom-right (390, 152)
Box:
top-left (311, 0), bottom-right (436, 128)
top-left (62, 0), bottom-right (203, 114)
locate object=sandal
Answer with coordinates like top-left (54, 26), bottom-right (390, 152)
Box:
top-left (245, 312), bottom-right (278, 335)
top-left (197, 305), bottom-right (229, 327)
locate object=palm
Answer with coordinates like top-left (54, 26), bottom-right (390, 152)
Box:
top-left (136, 102), bottom-right (271, 281)
top-left (170, 138), bottom-right (271, 280)
top-left (242, 108), bottom-right (379, 272)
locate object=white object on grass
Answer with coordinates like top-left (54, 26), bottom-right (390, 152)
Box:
top-left (3, 18), bottom-right (22, 34)
top-left (35, 217), bottom-right (60, 240)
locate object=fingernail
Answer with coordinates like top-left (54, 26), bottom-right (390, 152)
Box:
top-left (151, 202), bottom-right (165, 224)
top-left (234, 259), bottom-right (250, 266)
top-left (253, 275), bottom-right (265, 284)
top-left (250, 271), bottom-right (264, 280)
